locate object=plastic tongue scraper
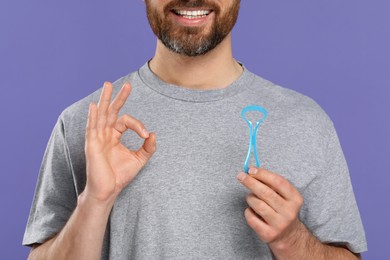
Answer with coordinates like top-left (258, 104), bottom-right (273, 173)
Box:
top-left (241, 105), bottom-right (268, 173)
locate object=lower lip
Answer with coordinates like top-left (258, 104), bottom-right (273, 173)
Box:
top-left (170, 11), bottom-right (214, 26)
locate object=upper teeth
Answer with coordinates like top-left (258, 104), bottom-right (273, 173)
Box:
top-left (175, 10), bottom-right (210, 16)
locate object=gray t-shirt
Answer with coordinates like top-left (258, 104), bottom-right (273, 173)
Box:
top-left (23, 63), bottom-right (367, 259)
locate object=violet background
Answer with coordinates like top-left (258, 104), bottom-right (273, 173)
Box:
top-left (1, 1), bottom-right (389, 259)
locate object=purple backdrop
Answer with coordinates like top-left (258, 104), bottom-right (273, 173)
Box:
top-left (1, 1), bottom-right (389, 259)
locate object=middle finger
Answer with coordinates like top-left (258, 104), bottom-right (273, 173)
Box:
top-left (97, 82), bottom-right (113, 130)
top-left (238, 172), bottom-right (286, 213)
top-left (246, 193), bottom-right (279, 226)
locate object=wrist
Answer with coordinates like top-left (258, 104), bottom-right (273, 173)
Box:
top-left (269, 220), bottom-right (309, 257)
top-left (77, 189), bottom-right (117, 215)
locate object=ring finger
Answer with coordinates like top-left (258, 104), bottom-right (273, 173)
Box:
top-left (97, 82), bottom-right (113, 130)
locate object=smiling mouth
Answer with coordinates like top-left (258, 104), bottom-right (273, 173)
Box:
top-left (172, 9), bottom-right (212, 19)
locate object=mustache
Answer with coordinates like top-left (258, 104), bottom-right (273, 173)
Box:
top-left (164, 0), bottom-right (220, 13)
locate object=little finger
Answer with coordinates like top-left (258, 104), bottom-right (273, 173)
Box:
top-left (244, 207), bottom-right (275, 243)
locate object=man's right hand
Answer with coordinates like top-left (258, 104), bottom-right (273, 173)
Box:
top-left (29, 81), bottom-right (155, 260)
top-left (83, 81), bottom-right (156, 203)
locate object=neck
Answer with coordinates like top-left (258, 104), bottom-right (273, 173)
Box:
top-left (149, 34), bottom-right (243, 90)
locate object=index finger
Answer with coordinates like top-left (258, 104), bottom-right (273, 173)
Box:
top-left (246, 167), bottom-right (297, 200)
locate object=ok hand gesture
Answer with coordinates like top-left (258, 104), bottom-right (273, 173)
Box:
top-left (84, 81), bottom-right (156, 203)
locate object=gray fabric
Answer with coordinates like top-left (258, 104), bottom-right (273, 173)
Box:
top-left (23, 63), bottom-right (367, 259)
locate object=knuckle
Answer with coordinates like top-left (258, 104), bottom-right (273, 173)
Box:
top-left (108, 107), bottom-right (118, 115)
top-left (245, 195), bottom-right (250, 204)
top-left (246, 195), bottom-right (257, 209)
top-left (259, 187), bottom-right (272, 198)
top-left (298, 194), bottom-right (304, 205)
top-left (254, 200), bottom-right (267, 215)
top-left (273, 175), bottom-right (285, 187)
top-left (122, 114), bottom-right (131, 121)
top-left (138, 123), bottom-right (146, 132)
top-left (114, 123), bottom-right (123, 133)
top-left (245, 209), bottom-right (258, 225)
top-left (246, 193), bottom-right (253, 203)
top-left (244, 207), bottom-right (251, 217)
top-left (135, 119), bottom-right (144, 128)
top-left (122, 114), bottom-right (144, 129)
top-left (275, 220), bottom-right (286, 232)
top-left (294, 194), bottom-right (304, 207)
top-left (245, 208), bottom-right (265, 235)
top-left (258, 168), bottom-right (268, 175)
top-left (135, 157), bottom-right (146, 168)
top-left (263, 229), bottom-right (277, 242)
top-left (122, 114), bottom-right (134, 121)
top-left (284, 211), bottom-right (296, 223)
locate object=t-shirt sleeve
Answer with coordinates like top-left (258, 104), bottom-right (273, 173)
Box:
top-left (300, 121), bottom-right (367, 254)
top-left (23, 115), bottom-right (77, 246)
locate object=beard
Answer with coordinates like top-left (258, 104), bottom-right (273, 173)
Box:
top-left (145, 0), bottom-right (240, 57)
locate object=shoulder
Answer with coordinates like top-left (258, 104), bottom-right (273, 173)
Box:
top-left (247, 70), bottom-right (334, 130)
top-left (248, 71), bottom-right (326, 114)
top-left (242, 69), bottom-right (336, 153)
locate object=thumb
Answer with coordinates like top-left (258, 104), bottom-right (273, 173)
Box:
top-left (135, 132), bottom-right (157, 165)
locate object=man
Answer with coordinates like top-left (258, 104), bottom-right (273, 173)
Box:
top-left (24, 0), bottom-right (367, 259)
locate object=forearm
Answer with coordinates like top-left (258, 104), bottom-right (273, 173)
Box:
top-left (269, 222), bottom-right (361, 260)
top-left (28, 193), bottom-right (115, 260)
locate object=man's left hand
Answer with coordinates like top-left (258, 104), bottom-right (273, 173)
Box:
top-left (236, 167), bottom-right (305, 250)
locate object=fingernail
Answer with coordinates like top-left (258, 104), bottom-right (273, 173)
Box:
top-left (142, 129), bottom-right (149, 138)
top-left (237, 172), bottom-right (247, 182)
top-left (248, 167), bottom-right (258, 175)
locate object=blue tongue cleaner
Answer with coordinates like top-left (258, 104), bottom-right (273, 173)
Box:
top-left (241, 105), bottom-right (268, 173)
